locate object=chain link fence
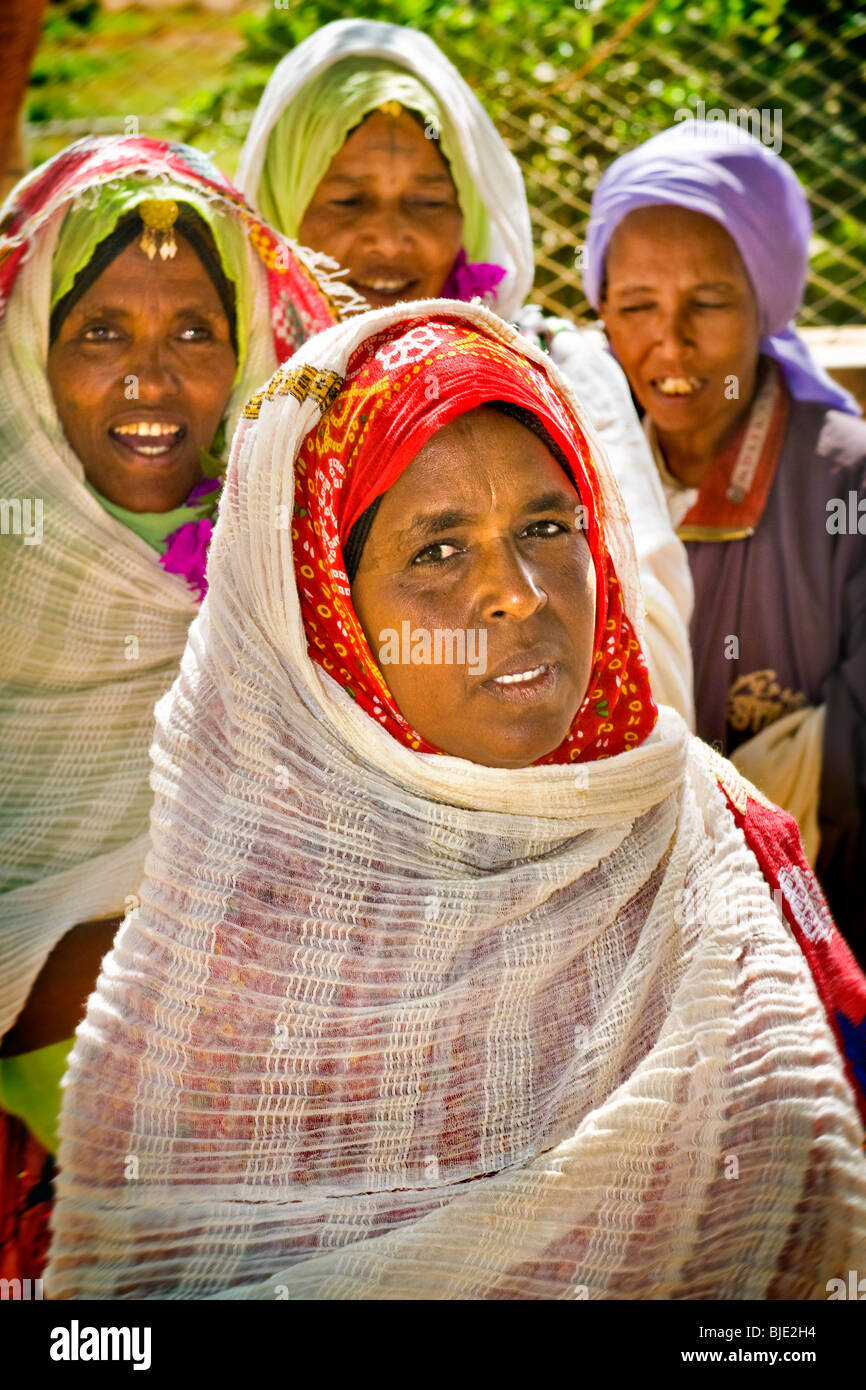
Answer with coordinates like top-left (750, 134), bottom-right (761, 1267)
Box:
top-left (26, 0), bottom-right (866, 327)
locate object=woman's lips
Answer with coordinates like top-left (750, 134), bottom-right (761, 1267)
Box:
top-left (649, 375), bottom-right (706, 399)
top-left (350, 276), bottom-right (419, 306)
top-left (482, 661), bottom-right (558, 702)
top-left (109, 421), bottom-right (186, 459)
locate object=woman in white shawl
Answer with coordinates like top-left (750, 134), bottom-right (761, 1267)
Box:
top-left (47, 302), bottom-right (865, 1300)
top-left (236, 17), bottom-right (695, 727)
top-left (0, 135), bottom-right (346, 1277)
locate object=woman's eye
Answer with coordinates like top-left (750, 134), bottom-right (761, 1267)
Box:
top-left (693, 300), bottom-right (730, 310)
top-left (523, 520), bottom-right (569, 538)
top-left (331, 197), bottom-right (363, 209)
top-left (411, 540), bottom-right (462, 566)
top-left (618, 303), bottom-right (653, 315)
top-left (177, 325), bottom-right (213, 341)
top-left (81, 324), bottom-right (120, 341)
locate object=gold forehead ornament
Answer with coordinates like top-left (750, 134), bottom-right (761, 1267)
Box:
top-left (378, 100), bottom-right (404, 119)
top-left (138, 199), bottom-right (179, 261)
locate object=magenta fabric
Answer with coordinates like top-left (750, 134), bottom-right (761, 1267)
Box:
top-left (160, 518), bottom-right (214, 600)
top-left (441, 248), bottom-right (507, 301)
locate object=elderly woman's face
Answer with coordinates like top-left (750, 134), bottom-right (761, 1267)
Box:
top-left (351, 408), bottom-right (596, 768)
top-left (46, 233), bottom-right (237, 512)
top-left (298, 109), bottom-right (464, 309)
top-left (600, 205), bottom-right (761, 439)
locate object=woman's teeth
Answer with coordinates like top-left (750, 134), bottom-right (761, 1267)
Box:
top-left (113, 421), bottom-right (180, 437)
top-left (653, 376), bottom-right (703, 396)
top-left (111, 422), bottom-right (183, 456)
top-left (493, 663), bottom-right (548, 686)
top-left (358, 279), bottom-right (412, 293)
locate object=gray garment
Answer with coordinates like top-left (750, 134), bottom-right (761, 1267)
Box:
top-left (687, 398), bottom-right (866, 962)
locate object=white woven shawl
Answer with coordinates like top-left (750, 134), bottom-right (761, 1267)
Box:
top-left (0, 188), bottom-right (278, 1038)
top-left (236, 18), bottom-right (535, 319)
top-left (47, 303), bottom-right (866, 1299)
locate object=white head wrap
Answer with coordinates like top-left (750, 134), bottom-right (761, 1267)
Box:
top-left (46, 301), bottom-right (865, 1299)
top-left (236, 18), bottom-right (534, 318)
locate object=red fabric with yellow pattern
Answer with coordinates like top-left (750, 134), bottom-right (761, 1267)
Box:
top-left (291, 316), bottom-right (657, 763)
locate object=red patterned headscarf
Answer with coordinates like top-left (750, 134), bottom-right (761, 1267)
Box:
top-left (291, 317), bottom-right (657, 763)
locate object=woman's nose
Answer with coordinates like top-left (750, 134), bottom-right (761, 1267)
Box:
top-left (131, 341), bottom-right (182, 398)
top-left (356, 206), bottom-right (415, 257)
top-left (477, 543), bottom-right (548, 622)
top-left (655, 304), bottom-right (697, 352)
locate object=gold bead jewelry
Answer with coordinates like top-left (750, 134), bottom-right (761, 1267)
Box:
top-left (138, 199), bottom-right (179, 261)
top-left (378, 100), bottom-right (404, 119)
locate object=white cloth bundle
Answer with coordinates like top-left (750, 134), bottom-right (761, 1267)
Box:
top-left (46, 302), bottom-right (865, 1298)
top-left (0, 178), bottom-right (279, 1038)
top-left (731, 704), bottom-right (825, 867)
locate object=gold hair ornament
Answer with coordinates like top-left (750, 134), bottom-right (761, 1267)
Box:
top-left (138, 199), bottom-right (179, 261)
top-left (378, 100), bottom-right (404, 119)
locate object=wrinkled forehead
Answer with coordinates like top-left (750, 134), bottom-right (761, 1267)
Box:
top-left (604, 203), bottom-right (752, 282)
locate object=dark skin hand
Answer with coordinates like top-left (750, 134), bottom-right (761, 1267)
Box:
top-left (0, 916), bottom-right (121, 1057)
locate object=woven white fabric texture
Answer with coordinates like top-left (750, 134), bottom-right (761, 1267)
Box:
top-left (46, 303), bottom-right (865, 1300)
top-left (0, 176), bottom-right (279, 1039)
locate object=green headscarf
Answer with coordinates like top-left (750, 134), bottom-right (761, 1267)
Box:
top-left (50, 177), bottom-right (254, 387)
top-left (257, 58), bottom-right (491, 262)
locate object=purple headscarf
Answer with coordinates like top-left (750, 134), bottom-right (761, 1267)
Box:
top-left (583, 120), bottom-right (860, 416)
